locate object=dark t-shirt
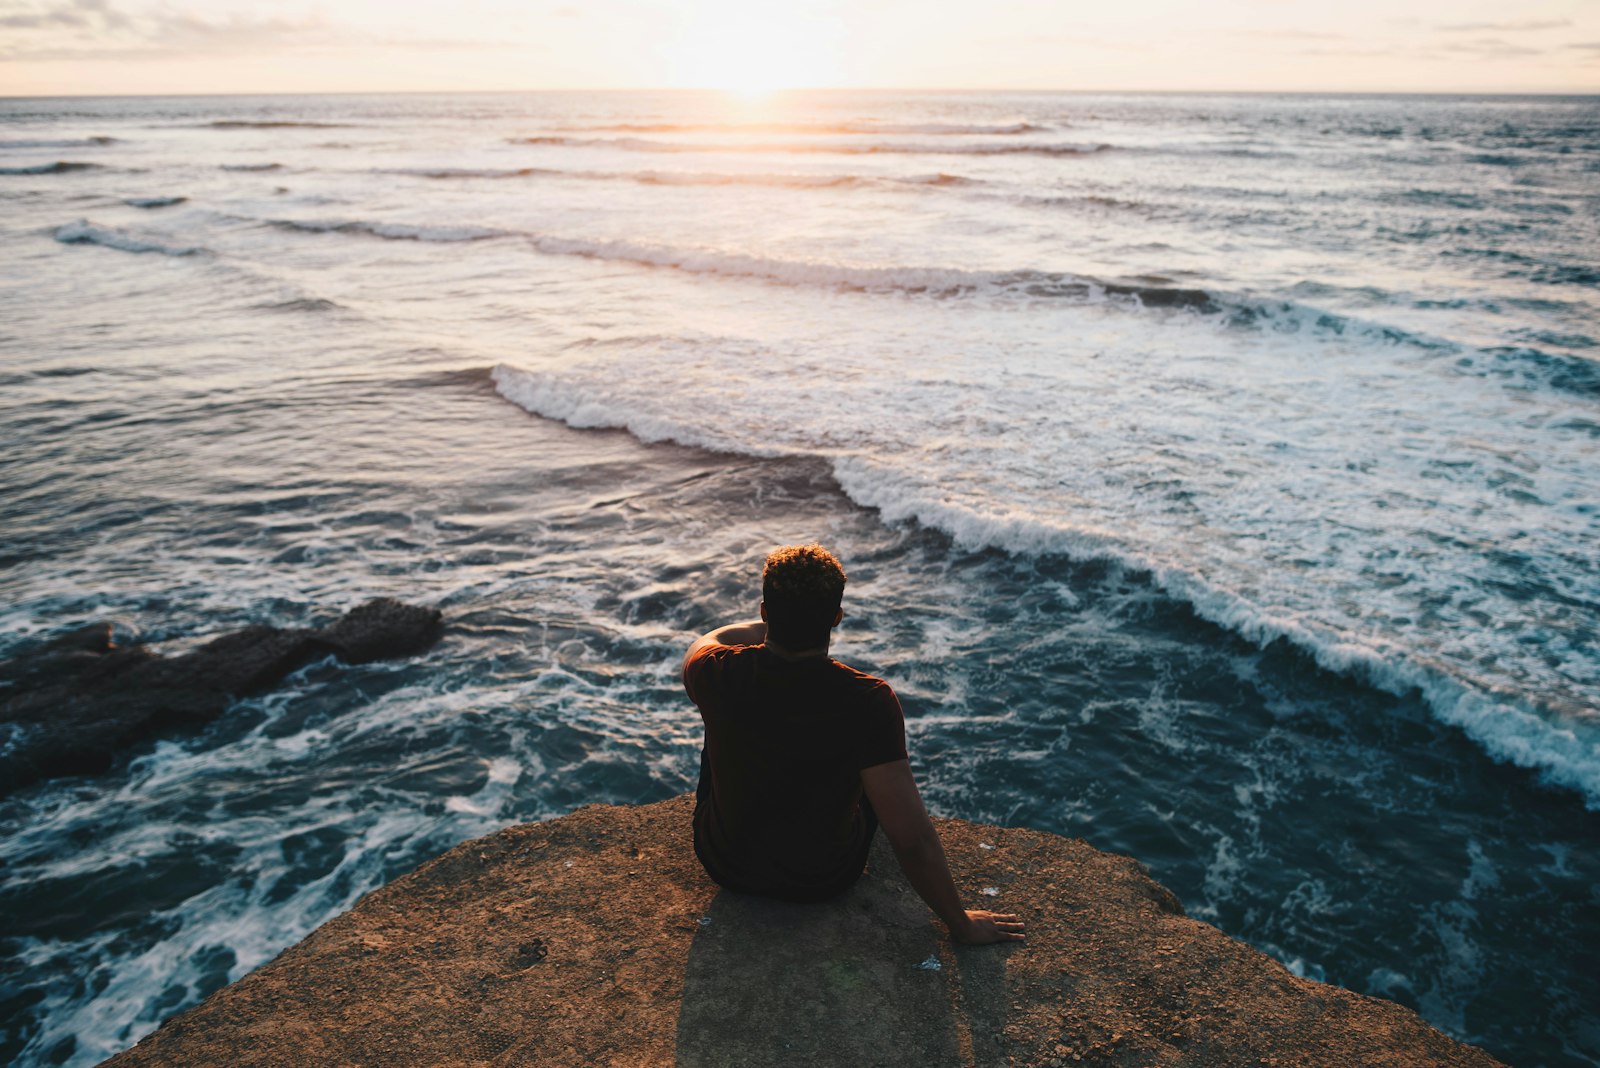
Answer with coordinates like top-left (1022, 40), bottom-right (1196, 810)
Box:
top-left (684, 642), bottom-right (908, 901)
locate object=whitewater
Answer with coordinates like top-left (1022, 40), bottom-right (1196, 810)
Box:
top-left (1, 91), bottom-right (1597, 1068)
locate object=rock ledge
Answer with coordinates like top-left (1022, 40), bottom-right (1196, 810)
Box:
top-left (105, 795), bottom-right (1504, 1067)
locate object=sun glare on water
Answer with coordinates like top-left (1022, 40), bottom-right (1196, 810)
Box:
top-left (667, 2), bottom-right (844, 95)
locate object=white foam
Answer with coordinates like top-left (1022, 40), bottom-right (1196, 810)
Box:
top-left (1367, 966), bottom-right (1415, 998)
top-left (489, 296), bottom-right (1600, 810)
top-left (486, 756), bottom-right (522, 784)
top-left (1202, 835), bottom-right (1244, 903)
top-left (262, 213), bottom-right (1489, 361)
top-left (54, 219), bottom-right (203, 256)
top-left (1, 666), bottom-right (574, 1066)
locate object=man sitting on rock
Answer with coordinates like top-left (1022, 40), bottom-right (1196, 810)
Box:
top-left (683, 543), bottom-right (1025, 945)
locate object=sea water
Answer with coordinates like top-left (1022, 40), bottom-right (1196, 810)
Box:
top-left (0, 91), bottom-right (1597, 1067)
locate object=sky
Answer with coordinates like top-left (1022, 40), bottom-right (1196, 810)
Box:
top-left (0, 0), bottom-right (1596, 96)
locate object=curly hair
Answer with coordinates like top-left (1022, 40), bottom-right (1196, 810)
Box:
top-left (762, 543), bottom-right (847, 650)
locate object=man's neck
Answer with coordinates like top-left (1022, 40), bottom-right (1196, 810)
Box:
top-left (761, 639), bottom-right (830, 661)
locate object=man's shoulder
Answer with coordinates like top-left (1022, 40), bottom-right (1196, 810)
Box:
top-left (826, 655), bottom-right (884, 680)
top-left (690, 640), bottom-right (761, 661)
top-left (825, 657), bottom-right (898, 699)
top-left (685, 640), bottom-right (760, 679)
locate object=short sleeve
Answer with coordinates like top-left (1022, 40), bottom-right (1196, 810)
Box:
top-left (682, 642), bottom-right (723, 706)
top-left (854, 683), bottom-right (909, 770)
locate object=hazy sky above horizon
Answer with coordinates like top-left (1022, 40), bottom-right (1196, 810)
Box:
top-left (1, 0), bottom-right (1596, 97)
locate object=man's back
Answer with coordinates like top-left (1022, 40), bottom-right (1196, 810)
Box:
top-left (681, 543), bottom-right (1023, 945)
top-left (685, 642), bottom-right (905, 901)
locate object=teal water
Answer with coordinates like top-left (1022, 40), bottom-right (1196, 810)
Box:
top-left (1, 91), bottom-right (1597, 1067)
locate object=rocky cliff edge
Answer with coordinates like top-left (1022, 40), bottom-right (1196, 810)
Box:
top-left (104, 794), bottom-right (1505, 1068)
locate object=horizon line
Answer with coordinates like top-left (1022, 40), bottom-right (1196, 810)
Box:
top-left (4, 86), bottom-right (1599, 101)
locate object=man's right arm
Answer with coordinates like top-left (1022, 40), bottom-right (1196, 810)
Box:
top-left (683, 619), bottom-right (767, 676)
top-left (860, 759), bottom-right (1026, 945)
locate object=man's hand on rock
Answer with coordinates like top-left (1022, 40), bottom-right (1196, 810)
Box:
top-left (953, 909), bottom-right (1026, 944)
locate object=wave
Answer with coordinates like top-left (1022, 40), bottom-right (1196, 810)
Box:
top-left (221, 162), bottom-right (284, 172)
top-left (53, 220), bottom-right (204, 257)
top-left (1446, 247), bottom-right (1600, 288)
top-left (387, 164), bottom-right (980, 190)
top-left (0, 161), bottom-right (103, 175)
top-left (254, 297), bottom-right (345, 314)
top-left (203, 121), bottom-right (349, 129)
top-left (257, 213), bottom-right (1595, 397)
top-left (1013, 192), bottom-right (1174, 218)
top-left (489, 361), bottom-right (1600, 809)
top-left (1464, 152), bottom-right (1534, 168)
top-left (267, 213), bottom-right (1211, 299)
top-left (0, 136), bottom-right (117, 149)
top-left (266, 217), bottom-right (508, 242)
top-left (565, 121), bottom-right (1053, 136)
top-left (507, 135), bottom-right (1111, 158)
top-left (125, 195), bottom-right (188, 209)
top-left (1468, 347), bottom-right (1600, 398)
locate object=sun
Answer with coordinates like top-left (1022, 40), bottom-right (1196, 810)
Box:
top-left (666, 3), bottom-right (844, 94)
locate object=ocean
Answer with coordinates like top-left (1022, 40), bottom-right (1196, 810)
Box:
top-left (0, 90), bottom-right (1596, 1067)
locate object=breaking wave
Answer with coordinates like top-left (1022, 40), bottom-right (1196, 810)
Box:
top-left (53, 220), bottom-right (204, 256)
top-left (124, 196), bottom-right (188, 209)
top-left (507, 135), bottom-right (1112, 157)
top-left (566, 121), bottom-right (1053, 135)
top-left (265, 217), bottom-right (508, 242)
top-left (203, 121), bottom-right (350, 129)
top-left (387, 165), bottom-right (980, 190)
top-left (0, 136), bottom-right (117, 149)
top-left (254, 297), bottom-right (345, 313)
top-left (0, 161), bottom-right (104, 175)
top-left (489, 360), bottom-right (1600, 810)
top-left (258, 213), bottom-right (1597, 398)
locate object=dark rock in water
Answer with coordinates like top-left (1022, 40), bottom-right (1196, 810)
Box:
top-left (102, 795), bottom-right (1506, 1068)
top-left (317, 598), bottom-right (443, 663)
top-left (0, 598), bottom-right (442, 795)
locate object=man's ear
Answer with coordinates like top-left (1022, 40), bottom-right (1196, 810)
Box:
top-left (832, 607), bottom-right (843, 628)
top-left (759, 601), bottom-right (768, 622)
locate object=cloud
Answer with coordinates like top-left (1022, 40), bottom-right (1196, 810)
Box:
top-left (1437, 37), bottom-right (1544, 59)
top-left (1569, 42), bottom-right (1600, 50)
top-left (1241, 30), bottom-right (1351, 41)
top-left (1435, 19), bottom-right (1570, 33)
top-left (0, 0), bottom-right (125, 30)
top-left (0, 0), bottom-right (507, 61)
top-left (1295, 46), bottom-right (1403, 58)
top-left (0, 8), bottom-right (83, 28)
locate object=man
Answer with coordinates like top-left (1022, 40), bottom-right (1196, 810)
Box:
top-left (683, 543), bottom-right (1024, 945)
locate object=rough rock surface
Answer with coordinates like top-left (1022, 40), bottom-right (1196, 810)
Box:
top-left (105, 795), bottom-right (1503, 1068)
top-left (0, 598), bottom-right (442, 794)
